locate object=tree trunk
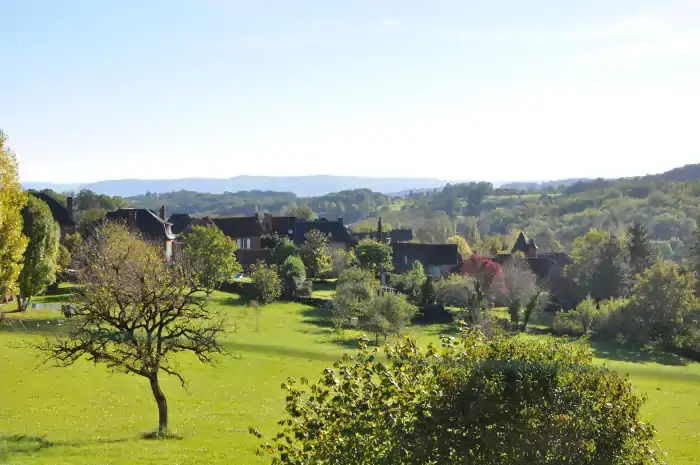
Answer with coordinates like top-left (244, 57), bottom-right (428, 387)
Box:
top-left (149, 376), bottom-right (168, 435)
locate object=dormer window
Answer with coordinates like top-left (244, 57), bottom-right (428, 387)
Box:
top-left (328, 232), bottom-right (333, 239)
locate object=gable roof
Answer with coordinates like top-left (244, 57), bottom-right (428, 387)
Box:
top-left (29, 192), bottom-right (74, 227)
top-left (293, 219), bottom-right (352, 244)
top-left (511, 231), bottom-right (538, 254)
top-left (266, 215), bottom-right (297, 237)
top-left (391, 243), bottom-right (459, 269)
top-left (211, 216), bottom-right (263, 239)
top-left (105, 209), bottom-right (175, 240)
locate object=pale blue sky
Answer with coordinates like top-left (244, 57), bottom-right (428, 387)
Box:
top-left (2, 0), bottom-right (699, 183)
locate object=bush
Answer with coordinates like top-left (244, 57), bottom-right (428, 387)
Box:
top-left (249, 261), bottom-right (282, 304)
top-left (252, 330), bottom-right (664, 464)
top-left (297, 279), bottom-right (313, 298)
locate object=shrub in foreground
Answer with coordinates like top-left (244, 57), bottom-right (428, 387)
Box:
top-left (251, 329), bottom-right (664, 465)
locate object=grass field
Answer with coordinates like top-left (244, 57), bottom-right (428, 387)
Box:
top-left (1, 288), bottom-right (699, 464)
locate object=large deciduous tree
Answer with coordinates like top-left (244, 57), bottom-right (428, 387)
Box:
top-left (290, 205), bottom-right (317, 221)
top-left (37, 223), bottom-right (225, 436)
top-left (18, 196), bottom-right (60, 309)
top-left (492, 258), bottom-right (539, 328)
top-left (354, 238), bottom-right (393, 276)
top-left (447, 234), bottom-right (472, 259)
top-left (252, 330), bottom-right (662, 465)
top-left (0, 130), bottom-right (28, 298)
top-left (183, 225), bottom-right (241, 292)
top-left (298, 229), bottom-right (333, 278)
top-left (279, 255), bottom-right (306, 298)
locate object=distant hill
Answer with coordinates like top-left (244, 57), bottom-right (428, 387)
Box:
top-left (647, 163), bottom-right (700, 182)
top-left (23, 175), bottom-right (451, 198)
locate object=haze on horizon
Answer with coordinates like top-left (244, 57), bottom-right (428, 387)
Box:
top-left (2, 0), bottom-right (699, 185)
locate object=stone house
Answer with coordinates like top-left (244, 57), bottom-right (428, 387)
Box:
top-left (391, 243), bottom-right (460, 278)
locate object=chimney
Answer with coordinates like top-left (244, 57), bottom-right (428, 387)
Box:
top-left (338, 217), bottom-right (343, 226)
top-left (128, 210), bottom-right (138, 229)
top-left (159, 205), bottom-right (166, 220)
top-left (66, 196), bottom-right (74, 222)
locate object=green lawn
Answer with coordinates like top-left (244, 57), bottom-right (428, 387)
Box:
top-left (1, 288), bottom-right (699, 464)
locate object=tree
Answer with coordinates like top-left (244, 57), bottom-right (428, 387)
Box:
top-left (252, 330), bottom-right (662, 464)
top-left (269, 237), bottom-right (297, 266)
top-left (389, 260), bottom-right (426, 306)
top-left (354, 239), bottom-right (393, 276)
top-left (183, 225), bottom-right (241, 292)
top-left (435, 274), bottom-right (486, 324)
top-left (627, 222), bottom-right (655, 277)
top-left (591, 233), bottom-right (630, 301)
top-left (78, 207), bottom-right (108, 228)
top-left (447, 234), bottom-right (472, 259)
top-left (279, 255), bottom-right (306, 298)
top-left (493, 258), bottom-right (538, 328)
top-left (461, 254), bottom-right (503, 292)
top-left (62, 232), bottom-right (83, 257)
top-left (298, 229), bottom-right (332, 278)
top-left (362, 292), bottom-right (417, 345)
top-left (623, 261), bottom-right (697, 345)
top-left (333, 268), bottom-right (380, 323)
top-left (290, 205), bottom-right (317, 220)
top-left (56, 244), bottom-right (71, 275)
top-left (565, 229), bottom-right (606, 298)
top-left (690, 222), bottom-right (700, 290)
top-left (249, 261), bottom-right (282, 304)
top-left (36, 222), bottom-right (225, 436)
top-left (17, 196), bottom-right (60, 309)
top-left (0, 130), bottom-right (28, 298)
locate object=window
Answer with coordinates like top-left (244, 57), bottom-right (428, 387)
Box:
top-left (236, 239), bottom-right (242, 248)
top-left (404, 255), bottom-right (408, 265)
top-left (246, 238), bottom-right (251, 249)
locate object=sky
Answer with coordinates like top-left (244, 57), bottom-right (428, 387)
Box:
top-left (2, 0), bottom-right (700, 184)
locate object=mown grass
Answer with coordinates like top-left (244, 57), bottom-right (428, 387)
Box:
top-left (1, 287), bottom-right (699, 464)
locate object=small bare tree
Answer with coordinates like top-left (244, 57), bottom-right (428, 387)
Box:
top-left (36, 223), bottom-right (226, 436)
top-left (492, 258), bottom-right (540, 329)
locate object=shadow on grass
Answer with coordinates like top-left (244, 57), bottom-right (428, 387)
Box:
top-left (221, 341), bottom-right (345, 362)
top-left (589, 340), bottom-right (689, 366)
top-left (0, 317), bottom-right (70, 336)
top-left (0, 434), bottom-right (130, 462)
top-left (140, 431), bottom-right (183, 441)
top-left (300, 306), bottom-right (334, 329)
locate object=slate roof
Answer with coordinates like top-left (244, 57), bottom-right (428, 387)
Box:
top-left (168, 214), bottom-right (193, 235)
top-left (293, 219), bottom-right (352, 244)
top-left (267, 216), bottom-right (297, 238)
top-left (390, 229), bottom-right (413, 242)
top-left (105, 209), bottom-right (175, 240)
top-left (211, 217), bottom-right (263, 239)
top-left (391, 243), bottom-right (459, 271)
top-left (29, 192), bottom-right (74, 227)
top-left (511, 231), bottom-right (538, 254)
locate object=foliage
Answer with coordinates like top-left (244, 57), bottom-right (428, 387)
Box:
top-left (389, 260), bottom-right (427, 306)
top-left (36, 222), bottom-right (225, 435)
top-left (289, 205), bottom-right (317, 220)
top-left (447, 234), bottom-right (472, 258)
top-left (614, 261), bottom-right (698, 346)
top-left (354, 238), bottom-right (393, 275)
top-left (0, 130), bottom-right (28, 297)
top-left (361, 292), bottom-right (417, 345)
top-left (332, 268), bottom-right (379, 322)
top-left (279, 255), bottom-right (306, 297)
top-left (435, 274), bottom-right (486, 323)
top-left (627, 222), bottom-right (656, 278)
top-left (62, 232), bottom-right (83, 256)
top-left (298, 229), bottom-right (333, 279)
top-left (461, 254), bottom-right (503, 290)
top-left (184, 225), bottom-right (241, 292)
top-left (269, 237), bottom-right (297, 266)
top-left (591, 233), bottom-right (630, 301)
top-left (565, 229), bottom-right (606, 297)
top-left (78, 207), bottom-right (108, 228)
top-left (553, 295), bottom-right (610, 337)
top-left (253, 330), bottom-right (663, 465)
top-left (18, 195), bottom-right (60, 308)
top-left (249, 261), bottom-right (282, 304)
top-left (56, 244), bottom-right (71, 274)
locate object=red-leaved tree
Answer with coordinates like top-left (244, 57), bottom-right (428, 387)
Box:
top-left (461, 254), bottom-right (504, 291)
